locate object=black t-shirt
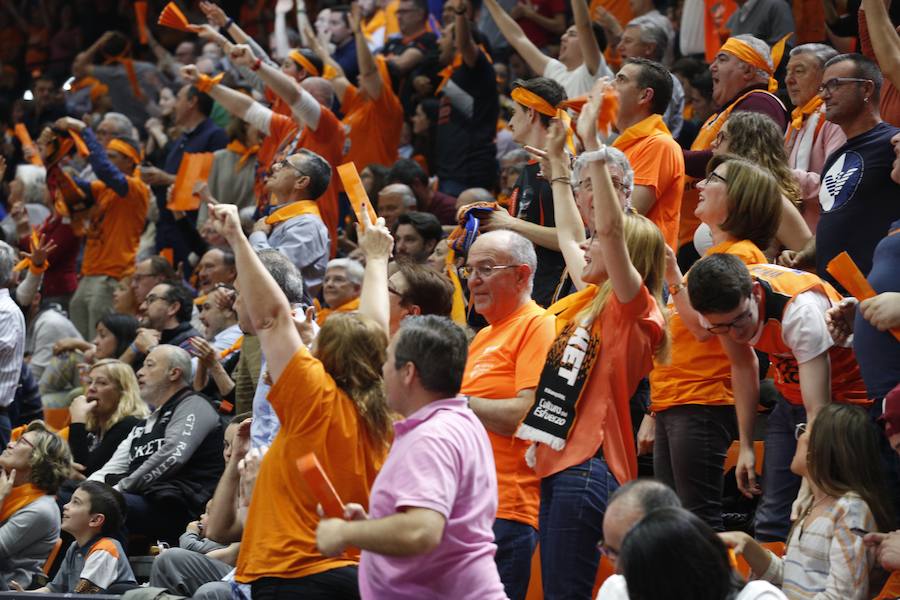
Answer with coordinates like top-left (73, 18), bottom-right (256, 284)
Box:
top-left (382, 30), bottom-right (440, 114)
top-left (853, 219), bottom-right (900, 399)
top-left (435, 51), bottom-right (499, 189)
top-left (508, 162), bottom-right (570, 307)
top-left (816, 121), bottom-right (900, 292)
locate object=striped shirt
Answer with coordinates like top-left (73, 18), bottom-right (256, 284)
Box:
top-left (0, 288), bottom-right (25, 408)
top-left (758, 493), bottom-right (877, 599)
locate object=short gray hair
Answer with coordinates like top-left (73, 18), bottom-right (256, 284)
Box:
top-left (0, 241), bottom-right (16, 285)
top-left (732, 34), bottom-right (773, 76)
top-left (789, 43), bottom-right (839, 69)
top-left (500, 148), bottom-right (530, 165)
top-left (159, 344), bottom-right (193, 386)
top-left (379, 183), bottom-right (417, 208)
top-left (101, 112), bottom-right (136, 138)
top-left (627, 16), bottom-right (668, 62)
top-left (476, 230), bottom-right (537, 293)
top-left (573, 146), bottom-right (634, 195)
top-left (14, 164), bottom-right (47, 205)
top-left (609, 479), bottom-right (682, 517)
top-left (257, 249), bottom-right (306, 304)
top-left (326, 258), bottom-right (364, 286)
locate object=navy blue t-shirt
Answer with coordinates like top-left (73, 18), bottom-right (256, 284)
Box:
top-left (853, 219), bottom-right (900, 399)
top-left (816, 122), bottom-right (900, 293)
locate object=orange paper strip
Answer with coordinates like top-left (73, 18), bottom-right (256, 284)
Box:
top-left (337, 162), bottom-right (378, 227)
top-left (14, 124), bottom-right (43, 166)
top-left (826, 251), bottom-right (900, 342)
top-left (168, 152), bottom-right (214, 211)
top-left (158, 2), bottom-right (190, 31)
top-left (69, 130), bottom-right (89, 157)
top-left (135, 1), bottom-right (149, 44)
top-left (296, 453), bottom-right (345, 518)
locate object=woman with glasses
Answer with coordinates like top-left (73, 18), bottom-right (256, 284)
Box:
top-left (721, 403), bottom-right (893, 599)
top-left (0, 421), bottom-right (72, 590)
top-left (512, 82), bottom-right (670, 598)
top-left (708, 111), bottom-right (812, 259)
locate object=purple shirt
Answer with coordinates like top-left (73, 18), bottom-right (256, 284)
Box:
top-left (359, 397), bottom-right (507, 600)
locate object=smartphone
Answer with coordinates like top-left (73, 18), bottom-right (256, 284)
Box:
top-left (850, 527), bottom-right (869, 537)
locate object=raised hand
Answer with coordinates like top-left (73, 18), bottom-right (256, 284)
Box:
top-left (180, 64), bottom-right (201, 84)
top-left (356, 204), bottom-right (393, 260)
top-left (206, 202), bottom-right (244, 244)
top-left (23, 232), bottom-right (57, 267)
top-left (577, 77), bottom-right (612, 151)
top-left (229, 44), bottom-right (255, 68)
top-left (53, 116), bottom-right (87, 132)
top-left (189, 336), bottom-right (218, 367)
top-left (199, 1), bottom-right (228, 28)
top-left (294, 306), bottom-right (318, 347)
top-left (69, 394), bottom-right (98, 423)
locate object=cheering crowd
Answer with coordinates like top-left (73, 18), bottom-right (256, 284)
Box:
top-left (0, 0), bottom-right (899, 598)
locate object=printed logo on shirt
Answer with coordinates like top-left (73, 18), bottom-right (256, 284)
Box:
top-left (819, 151), bottom-right (863, 212)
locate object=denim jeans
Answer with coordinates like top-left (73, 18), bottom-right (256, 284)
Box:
top-left (538, 456), bottom-right (619, 600)
top-left (754, 397), bottom-right (807, 542)
top-left (493, 518), bottom-right (539, 600)
top-left (654, 404), bottom-right (737, 530)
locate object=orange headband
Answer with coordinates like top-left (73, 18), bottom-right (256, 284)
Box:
top-left (511, 87), bottom-right (557, 117)
top-left (720, 34), bottom-right (791, 94)
top-left (289, 50), bottom-right (320, 77)
top-left (107, 138), bottom-right (141, 165)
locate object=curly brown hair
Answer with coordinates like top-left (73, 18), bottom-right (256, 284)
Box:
top-left (25, 421), bottom-right (73, 494)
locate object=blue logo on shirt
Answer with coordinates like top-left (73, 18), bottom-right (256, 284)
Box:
top-left (819, 151), bottom-right (863, 212)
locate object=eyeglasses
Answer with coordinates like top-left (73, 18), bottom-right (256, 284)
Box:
top-left (818, 77), bottom-right (873, 96)
top-left (795, 422), bottom-right (807, 440)
top-left (596, 540), bottom-right (619, 561)
top-left (702, 171), bottom-right (729, 186)
top-left (459, 264), bottom-right (521, 279)
top-left (16, 436), bottom-right (35, 450)
top-left (269, 159), bottom-right (306, 178)
top-left (143, 293), bottom-right (169, 305)
top-left (705, 305), bottom-right (753, 334)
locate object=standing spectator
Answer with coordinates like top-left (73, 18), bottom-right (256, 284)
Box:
top-left (315, 316), bottom-right (507, 599)
top-left (510, 0), bottom-right (566, 50)
top-left (433, 0), bottom-right (500, 195)
top-left (784, 44), bottom-right (846, 231)
top-left (140, 83), bottom-right (228, 273)
top-left (482, 0), bottom-right (610, 98)
top-left (726, 0), bottom-right (795, 47)
top-left (782, 54), bottom-right (900, 295)
top-left (0, 241), bottom-right (25, 447)
top-left (330, 7), bottom-right (360, 83)
top-left (21, 74), bottom-right (67, 138)
top-left (459, 230), bottom-right (557, 599)
top-left (394, 212), bottom-right (443, 263)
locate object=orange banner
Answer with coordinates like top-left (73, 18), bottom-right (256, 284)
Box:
top-left (167, 152), bottom-right (214, 211)
top-left (337, 162), bottom-right (378, 227)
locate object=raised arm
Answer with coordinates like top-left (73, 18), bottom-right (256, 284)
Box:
top-left (453, 0), bottom-right (480, 66)
top-left (348, 5), bottom-right (382, 100)
top-left (206, 418), bottom-right (249, 543)
top-left (578, 80), bottom-right (643, 304)
top-left (181, 64), bottom-right (255, 121)
top-left (482, 0), bottom-right (551, 74)
top-left (55, 118), bottom-right (129, 196)
top-left (207, 203), bottom-right (301, 382)
top-left (573, 0), bottom-right (603, 76)
top-left (861, 0), bottom-right (900, 89)
top-left (356, 209), bottom-right (393, 336)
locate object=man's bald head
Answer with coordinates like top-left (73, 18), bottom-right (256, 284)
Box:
top-left (378, 183), bottom-right (417, 229)
top-left (602, 480), bottom-right (681, 562)
top-left (456, 187), bottom-right (495, 209)
top-left (302, 77), bottom-right (335, 108)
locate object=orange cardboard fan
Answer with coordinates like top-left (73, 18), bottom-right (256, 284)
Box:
top-left (135, 1), bottom-right (149, 44)
top-left (337, 162), bottom-right (378, 227)
top-left (158, 2), bottom-right (190, 31)
top-left (826, 251), bottom-right (900, 342)
top-left (168, 152), bottom-right (214, 211)
top-left (297, 453), bottom-right (345, 518)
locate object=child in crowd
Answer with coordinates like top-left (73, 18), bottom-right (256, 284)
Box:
top-left (16, 481), bottom-right (136, 594)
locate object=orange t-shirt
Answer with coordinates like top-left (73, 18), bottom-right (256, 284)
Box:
top-left (589, 0), bottom-right (632, 36)
top-left (341, 58), bottom-right (404, 171)
top-left (612, 115), bottom-right (685, 250)
top-left (81, 175), bottom-right (149, 279)
top-left (235, 346), bottom-right (388, 582)
top-left (536, 285), bottom-right (665, 484)
top-left (650, 239), bottom-right (766, 412)
top-left (460, 300), bottom-right (556, 529)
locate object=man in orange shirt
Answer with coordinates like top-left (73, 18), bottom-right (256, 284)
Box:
top-left (610, 58), bottom-right (685, 250)
top-left (459, 229), bottom-right (557, 600)
top-left (54, 117), bottom-right (149, 339)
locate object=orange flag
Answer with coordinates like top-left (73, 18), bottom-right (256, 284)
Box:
top-left (168, 153), bottom-right (214, 211)
top-left (337, 162), bottom-right (378, 227)
top-left (158, 2), bottom-right (190, 31)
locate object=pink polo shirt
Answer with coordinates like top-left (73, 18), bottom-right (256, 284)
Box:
top-left (359, 397), bottom-right (507, 600)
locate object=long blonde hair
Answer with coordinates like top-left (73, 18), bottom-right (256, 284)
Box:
top-left (86, 359), bottom-right (149, 434)
top-left (314, 313), bottom-right (394, 449)
top-left (576, 212), bottom-right (671, 363)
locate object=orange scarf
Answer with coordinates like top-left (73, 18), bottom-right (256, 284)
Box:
top-left (226, 140), bottom-right (260, 172)
top-left (316, 297), bottom-right (361, 326)
top-left (785, 95), bottom-right (825, 145)
top-left (435, 46), bottom-right (493, 96)
top-left (446, 249), bottom-right (467, 324)
top-left (220, 335), bottom-right (244, 359)
top-left (265, 200), bottom-right (321, 226)
top-left (611, 114), bottom-right (671, 153)
top-left (0, 483), bottom-right (45, 523)
top-left (105, 49), bottom-right (143, 100)
top-left (362, 9), bottom-right (386, 38)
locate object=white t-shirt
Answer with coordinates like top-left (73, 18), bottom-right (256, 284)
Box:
top-left (544, 57), bottom-right (612, 99)
top-left (596, 574), bottom-right (788, 599)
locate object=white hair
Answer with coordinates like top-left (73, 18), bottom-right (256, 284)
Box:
top-left (732, 34), bottom-right (773, 78)
top-left (0, 241), bottom-right (16, 285)
top-left (573, 147), bottom-right (634, 195)
top-left (326, 258), bottom-right (364, 286)
top-left (380, 183), bottom-right (417, 208)
top-left (101, 111), bottom-right (138, 139)
top-left (789, 43), bottom-right (839, 69)
top-left (475, 230), bottom-right (537, 294)
top-left (14, 164), bottom-right (47, 205)
top-left (627, 16), bottom-right (669, 62)
top-left (160, 345), bottom-right (193, 387)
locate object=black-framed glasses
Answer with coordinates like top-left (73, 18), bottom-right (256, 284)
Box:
top-left (795, 422), bottom-right (807, 440)
top-left (703, 171), bottom-right (729, 186)
top-left (143, 293), bottom-right (170, 305)
top-left (705, 305), bottom-right (753, 334)
top-left (459, 264), bottom-right (521, 280)
top-left (269, 159), bottom-right (306, 178)
top-left (818, 77), bottom-right (873, 96)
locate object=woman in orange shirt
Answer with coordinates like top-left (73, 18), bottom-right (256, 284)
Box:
top-left (515, 81), bottom-right (669, 598)
top-left (205, 203), bottom-right (393, 600)
top-left (651, 155), bottom-right (782, 530)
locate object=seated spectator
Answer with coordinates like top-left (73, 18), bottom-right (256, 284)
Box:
top-left (0, 421), bottom-right (72, 590)
top-left (191, 286), bottom-right (242, 407)
top-left (123, 281), bottom-right (201, 365)
top-left (131, 257), bottom-right (178, 309)
top-left (67, 359), bottom-right (149, 479)
top-left (618, 507), bottom-right (787, 600)
top-left (23, 481), bottom-right (136, 594)
top-left (498, 149), bottom-right (530, 209)
top-left (39, 313), bottom-right (139, 410)
top-left (196, 286), bottom-right (242, 354)
top-left (377, 183), bottom-right (418, 230)
top-left (194, 248), bottom-right (237, 295)
top-left (315, 316), bottom-right (506, 599)
top-left (317, 258), bottom-right (364, 325)
top-left (721, 403), bottom-right (893, 599)
top-left (388, 159), bottom-right (458, 225)
top-left (87, 345), bottom-right (224, 546)
top-left (394, 212), bottom-right (442, 263)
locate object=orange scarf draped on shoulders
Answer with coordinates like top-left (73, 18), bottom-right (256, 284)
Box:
top-left (0, 483), bottom-right (45, 524)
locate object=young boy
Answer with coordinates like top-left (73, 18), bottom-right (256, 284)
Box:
top-left (19, 481), bottom-right (136, 594)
